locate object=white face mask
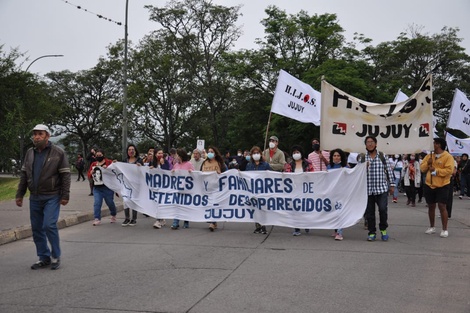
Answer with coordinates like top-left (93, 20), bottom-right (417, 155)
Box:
top-left (252, 153), bottom-right (261, 161)
top-left (292, 153), bottom-right (302, 161)
top-left (394, 154), bottom-right (399, 159)
top-left (237, 153), bottom-right (242, 157)
top-left (410, 156), bottom-right (415, 160)
top-left (269, 142), bottom-right (276, 149)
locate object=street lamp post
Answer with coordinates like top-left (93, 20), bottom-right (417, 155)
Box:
top-left (122, 0), bottom-right (129, 160)
top-left (25, 54), bottom-right (64, 72)
top-left (19, 54), bottom-right (64, 167)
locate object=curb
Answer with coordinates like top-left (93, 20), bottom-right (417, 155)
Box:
top-left (0, 205), bottom-right (123, 246)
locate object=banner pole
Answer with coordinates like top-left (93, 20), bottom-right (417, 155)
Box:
top-left (264, 112), bottom-right (273, 151)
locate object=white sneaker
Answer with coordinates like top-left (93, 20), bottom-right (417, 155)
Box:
top-left (440, 230), bottom-right (449, 238)
top-left (424, 227), bottom-right (436, 234)
top-left (153, 221), bottom-right (162, 229)
top-left (92, 219), bottom-right (101, 226)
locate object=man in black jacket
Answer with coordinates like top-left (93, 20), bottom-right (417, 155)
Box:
top-left (16, 124), bottom-right (71, 270)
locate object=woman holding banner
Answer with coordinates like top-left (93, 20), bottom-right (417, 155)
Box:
top-left (283, 145), bottom-right (313, 236)
top-left (150, 148), bottom-right (171, 229)
top-left (246, 146), bottom-right (271, 234)
top-left (170, 148), bottom-right (194, 229)
top-left (327, 148), bottom-right (349, 241)
top-left (201, 146), bottom-right (227, 231)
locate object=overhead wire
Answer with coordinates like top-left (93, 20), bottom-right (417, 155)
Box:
top-left (60, 0), bottom-right (122, 26)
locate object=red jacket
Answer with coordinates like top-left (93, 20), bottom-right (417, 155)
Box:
top-left (87, 158), bottom-right (113, 179)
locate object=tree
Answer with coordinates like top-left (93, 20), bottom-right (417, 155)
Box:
top-left (360, 26), bottom-right (470, 133)
top-left (127, 32), bottom-right (205, 150)
top-left (145, 0), bottom-right (243, 148)
top-left (46, 59), bottom-right (123, 159)
top-left (0, 45), bottom-right (55, 171)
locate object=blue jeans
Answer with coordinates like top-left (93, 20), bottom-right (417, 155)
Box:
top-left (393, 174), bottom-right (401, 198)
top-left (93, 186), bottom-right (117, 220)
top-left (30, 195), bottom-right (61, 260)
top-left (365, 192), bottom-right (389, 234)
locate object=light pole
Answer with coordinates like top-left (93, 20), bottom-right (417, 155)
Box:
top-left (122, 0), bottom-right (129, 160)
top-left (25, 54), bottom-right (64, 72)
top-left (19, 54), bottom-right (64, 167)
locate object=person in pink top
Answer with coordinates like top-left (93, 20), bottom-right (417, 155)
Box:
top-left (171, 148), bottom-right (194, 229)
top-left (307, 138), bottom-right (330, 171)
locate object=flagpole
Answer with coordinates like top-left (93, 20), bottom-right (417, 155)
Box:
top-left (264, 112), bottom-right (273, 151)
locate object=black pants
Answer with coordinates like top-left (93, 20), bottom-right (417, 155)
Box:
top-left (124, 208), bottom-right (137, 220)
top-left (446, 177), bottom-right (454, 218)
top-left (77, 168), bottom-right (85, 181)
top-left (405, 180), bottom-right (416, 203)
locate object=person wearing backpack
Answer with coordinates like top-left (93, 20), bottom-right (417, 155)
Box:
top-left (359, 136), bottom-right (395, 241)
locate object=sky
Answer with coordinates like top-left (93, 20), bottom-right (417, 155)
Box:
top-left (1, 0), bottom-right (469, 75)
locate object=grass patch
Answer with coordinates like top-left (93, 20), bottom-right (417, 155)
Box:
top-left (0, 177), bottom-right (26, 201)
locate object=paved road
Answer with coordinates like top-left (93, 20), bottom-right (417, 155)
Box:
top-left (0, 177), bottom-right (469, 313)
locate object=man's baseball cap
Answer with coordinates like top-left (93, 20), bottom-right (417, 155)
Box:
top-left (32, 124), bottom-right (51, 135)
top-left (269, 135), bottom-right (279, 141)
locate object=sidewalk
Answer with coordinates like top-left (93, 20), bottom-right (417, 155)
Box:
top-left (0, 177), bottom-right (123, 245)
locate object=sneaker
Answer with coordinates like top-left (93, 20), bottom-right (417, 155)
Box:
top-left (92, 219), bottom-right (101, 226)
top-left (128, 220), bottom-right (137, 226)
top-left (367, 234), bottom-right (376, 241)
top-left (380, 230), bottom-right (389, 241)
top-left (209, 223), bottom-right (217, 231)
top-left (335, 233), bottom-right (343, 241)
top-left (121, 219), bottom-right (130, 226)
top-left (51, 258), bottom-right (60, 270)
top-left (110, 216), bottom-right (117, 223)
top-left (459, 195), bottom-right (463, 199)
top-left (88, 193), bottom-right (94, 196)
top-left (440, 230), bottom-right (449, 238)
top-left (261, 226), bottom-right (267, 234)
top-left (183, 221), bottom-right (189, 228)
top-left (153, 221), bottom-right (162, 229)
top-left (31, 258), bottom-right (51, 270)
top-left (331, 232), bottom-right (337, 237)
top-left (406, 200), bottom-right (411, 205)
top-left (160, 219), bottom-right (166, 227)
top-left (424, 227), bottom-right (436, 234)
top-left (292, 231), bottom-right (301, 236)
top-left (392, 197), bottom-right (397, 203)
top-left (253, 228), bottom-right (262, 234)
top-left (171, 223), bottom-right (179, 230)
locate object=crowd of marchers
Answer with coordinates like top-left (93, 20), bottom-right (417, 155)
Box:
top-left (79, 135), bottom-right (458, 243)
top-left (16, 124), bottom-right (459, 271)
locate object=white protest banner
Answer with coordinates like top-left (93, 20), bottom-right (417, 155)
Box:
top-left (271, 69), bottom-right (321, 125)
top-left (394, 89), bottom-right (439, 138)
top-left (446, 133), bottom-right (470, 155)
top-left (102, 162), bottom-right (368, 229)
top-left (447, 88), bottom-right (470, 137)
top-left (320, 74), bottom-right (433, 154)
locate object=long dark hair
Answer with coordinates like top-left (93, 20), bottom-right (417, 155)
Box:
top-left (329, 148), bottom-right (347, 167)
top-left (126, 144), bottom-right (139, 158)
top-left (206, 145), bottom-right (225, 168)
top-left (176, 148), bottom-right (190, 162)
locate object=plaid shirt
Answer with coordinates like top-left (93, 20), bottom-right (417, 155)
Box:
top-left (363, 151), bottom-right (395, 195)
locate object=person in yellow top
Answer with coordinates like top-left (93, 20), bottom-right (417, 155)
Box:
top-left (420, 138), bottom-right (454, 238)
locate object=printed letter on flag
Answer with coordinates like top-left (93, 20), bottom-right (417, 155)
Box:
top-left (447, 89), bottom-right (470, 137)
top-left (271, 70), bottom-right (321, 125)
top-left (320, 75), bottom-right (434, 154)
top-left (446, 133), bottom-right (470, 155)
